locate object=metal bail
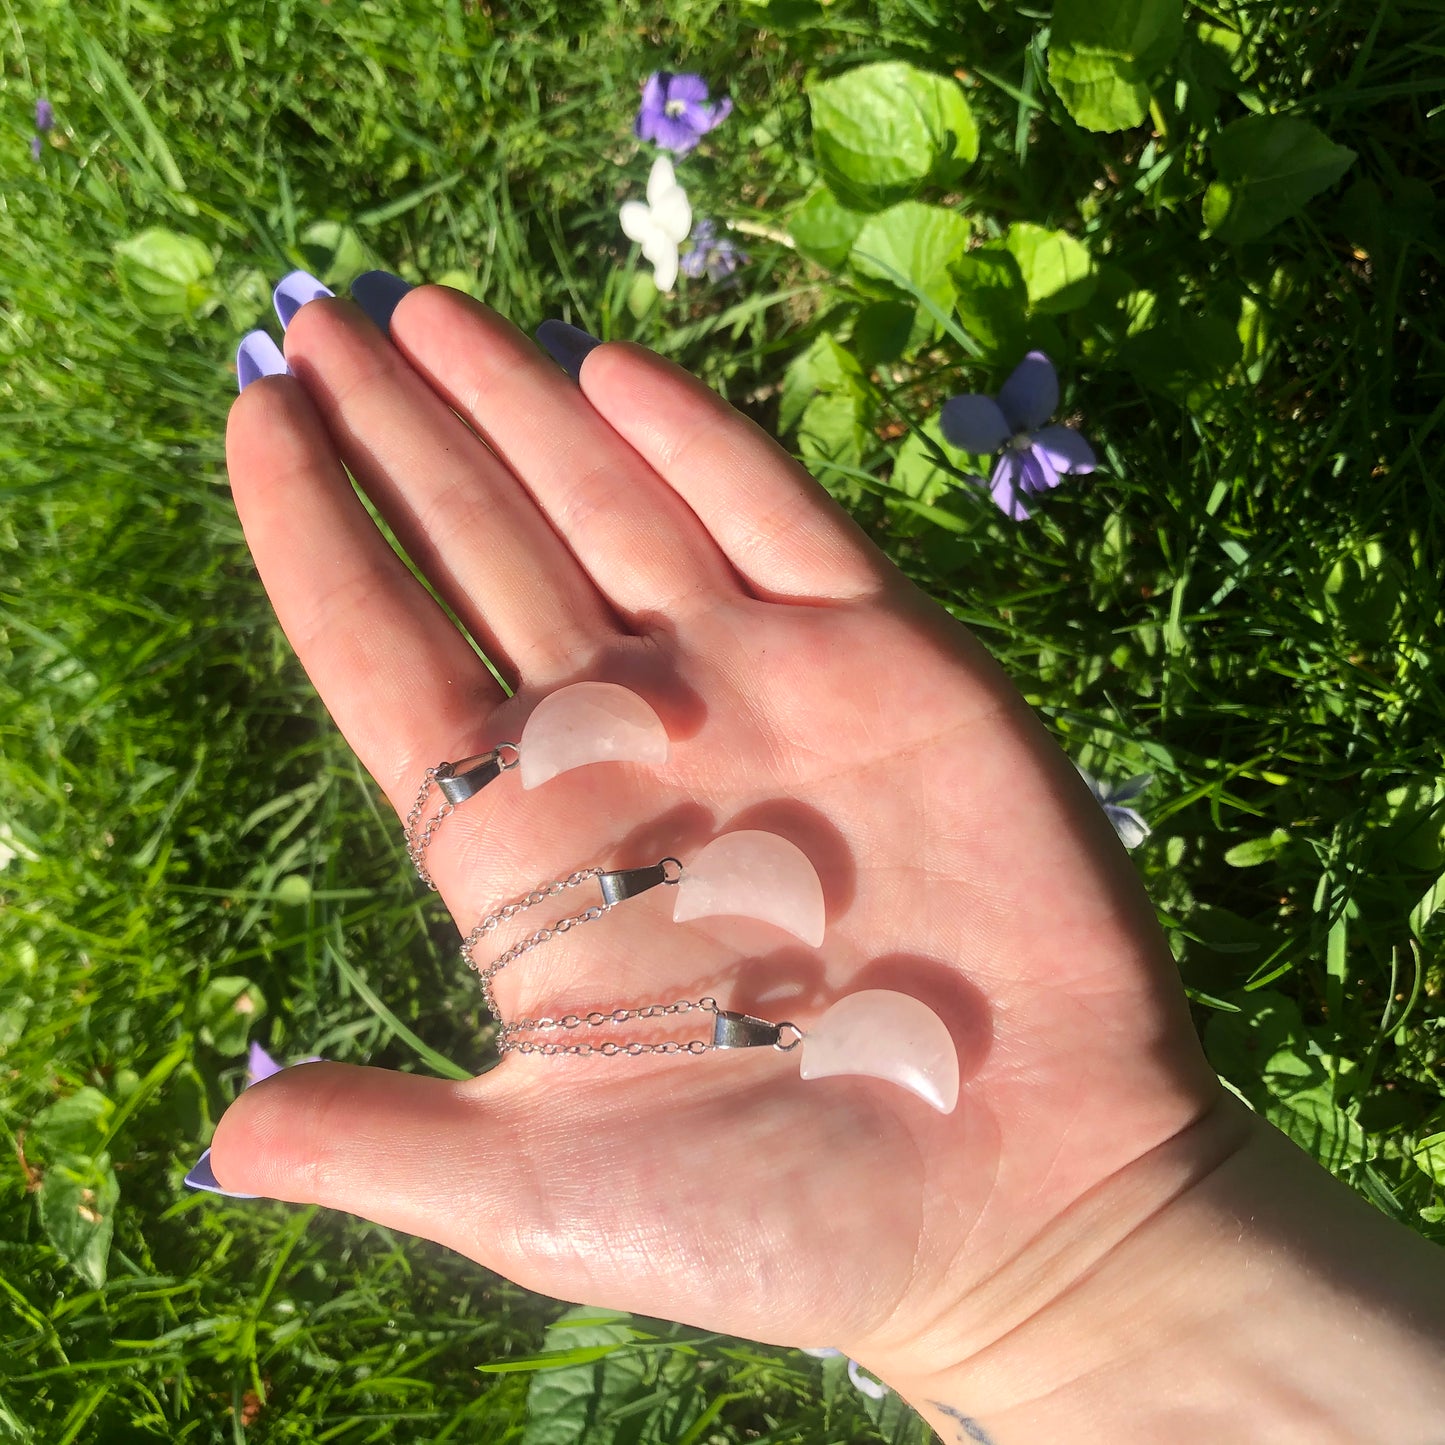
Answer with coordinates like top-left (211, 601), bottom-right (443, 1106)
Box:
top-left (436, 752), bottom-right (504, 804)
top-left (711, 1010), bottom-right (785, 1050)
top-left (598, 863), bottom-right (671, 908)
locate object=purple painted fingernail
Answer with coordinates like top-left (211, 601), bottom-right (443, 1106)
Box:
top-left (183, 1147), bottom-right (259, 1200)
top-left (273, 269), bottom-right (334, 329)
top-left (351, 270), bottom-right (414, 336)
top-left (536, 319), bottom-right (602, 383)
top-left (236, 331), bottom-right (288, 393)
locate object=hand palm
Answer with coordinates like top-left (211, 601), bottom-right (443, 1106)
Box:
top-left (217, 289), bottom-right (1219, 1368)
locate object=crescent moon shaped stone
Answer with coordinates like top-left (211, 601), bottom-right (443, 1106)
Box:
top-left (518, 682), bottom-right (669, 790)
top-left (798, 990), bottom-right (959, 1114)
top-left (672, 830), bottom-right (826, 946)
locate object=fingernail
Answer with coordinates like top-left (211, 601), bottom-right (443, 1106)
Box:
top-left (236, 331), bottom-right (288, 393)
top-left (351, 270), bottom-right (414, 336)
top-left (536, 319), bottom-right (602, 383)
top-left (183, 1147), bottom-right (259, 1200)
top-left (273, 269), bottom-right (334, 329)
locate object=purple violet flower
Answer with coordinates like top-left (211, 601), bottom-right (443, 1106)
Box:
top-left (680, 219), bottom-right (747, 283)
top-left (1077, 767), bottom-right (1152, 850)
top-left (939, 351), bottom-right (1096, 521)
top-left (36, 98), bottom-right (54, 132)
top-left (635, 71), bottom-right (732, 154)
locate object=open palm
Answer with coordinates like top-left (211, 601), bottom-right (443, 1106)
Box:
top-left (216, 287), bottom-right (1223, 1376)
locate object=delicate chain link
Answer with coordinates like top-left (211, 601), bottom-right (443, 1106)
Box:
top-left (404, 768), bottom-right (452, 891)
top-left (463, 869), bottom-right (608, 1020)
top-left (404, 747), bottom-right (517, 889)
top-left (502, 998), bottom-right (720, 1056)
top-left (462, 870), bottom-right (720, 1058)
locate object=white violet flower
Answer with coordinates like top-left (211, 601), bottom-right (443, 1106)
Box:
top-left (619, 154), bottom-right (692, 293)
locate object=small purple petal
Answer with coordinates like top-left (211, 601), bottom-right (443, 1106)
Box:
top-left (1105, 804), bottom-right (1150, 850)
top-left (1031, 423), bottom-right (1096, 475)
top-left (647, 111), bottom-right (704, 153)
top-left (246, 1041), bottom-right (285, 1086)
top-left (636, 72), bottom-right (667, 129)
top-left (1017, 447), bottom-right (1059, 495)
top-left (30, 135), bottom-right (42, 162)
top-left (1107, 772), bottom-right (1153, 804)
top-left (663, 72), bottom-right (711, 104)
top-left (678, 98), bottom-right (718, 133)
top-left (939, 393), bottom-right (1011, 453)
top-left (988, 452), bottom-right (1030, 521)
top-left (847, 1359), bottom-right (889, 1400)
top-left (36, 98), bottom-right (54, 132)
top-left (996, 350), bottom-right (1059, 432)
top-left (711, 95), bottom-right (733, 127)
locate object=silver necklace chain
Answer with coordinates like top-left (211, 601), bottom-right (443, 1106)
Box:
top-left (461, 867), bottom-right (727, 1056)
top-left (403, 747), bottom-right (519, 890)
top-left (406, 763), bottom-right (799, 1059)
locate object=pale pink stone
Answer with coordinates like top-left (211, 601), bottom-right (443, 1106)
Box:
top-left (798, 990), bottom-right (959, 1114)
top-left (517, 682), bottom-right (669, 790)
top-left (672, 830), bottom-right (826, 946)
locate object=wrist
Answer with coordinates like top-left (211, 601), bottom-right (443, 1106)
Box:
top-left (868, 1093), bottom-right (1445, 1444)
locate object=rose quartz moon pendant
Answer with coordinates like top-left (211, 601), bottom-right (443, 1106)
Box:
top-left (798, 990), bottom-right (959, 1113)
top-left (711, 990), bottom-right (959, 1114)
top-left (517, 682), bottom-right (669, 790)
top-left (672, 830), bottom-right (826, 946)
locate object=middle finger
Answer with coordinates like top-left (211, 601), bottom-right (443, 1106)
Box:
top-left (281, 297), bottom-right (621, 686)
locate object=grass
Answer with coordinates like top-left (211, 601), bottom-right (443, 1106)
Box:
top-left (2, 0), bottom-right (1443, 1439)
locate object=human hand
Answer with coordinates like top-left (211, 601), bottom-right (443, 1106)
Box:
top-left (213, 284), bottom-right (1227, 1397)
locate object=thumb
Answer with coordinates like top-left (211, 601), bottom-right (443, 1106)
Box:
top-left (198, 1062), bottom-right (516, 1258)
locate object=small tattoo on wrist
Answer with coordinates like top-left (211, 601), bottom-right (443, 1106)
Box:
top-left (930, 1402), bottom-right (996, 1444)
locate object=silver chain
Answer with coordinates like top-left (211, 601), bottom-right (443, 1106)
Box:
top-left (463, 868), bottom-right (608, 1020)
top-left (404, 767), bottom-right (452, 891)
top-left (461, 870), bottom-right (723, 1057)
top-left (403, 746), bottom-right (519, 890)
top-left (409, 769), bottom-right (794, 1061)
top-left (502, 998), bottom-right (721, 1056)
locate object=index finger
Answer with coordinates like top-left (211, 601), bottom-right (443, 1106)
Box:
top-left (226, 375), bottom-right (504, 810)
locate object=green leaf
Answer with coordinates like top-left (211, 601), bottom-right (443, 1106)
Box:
top-left (1223, 829), bottom-right (1291, 867)
top-left (1000, 223), bottom-right (1097, 314)
top-left (520, 1309), bottom-right (702, 1445)
top-left (1203, 990), bottom-right (1323, 1100)
top-left (36, 1153), bottom-right (119, 1290)
top-left (798, 391), bottom-right (870, 498)
top-left (1413, 1132), bottom-right (1445, 1186)
top-left (113, 227), bottom-right (219, 322)
top-left (790, 186), bottom-right (867, 269)
top-left (1121, 309), bottom-right (1241, 401)
top-left (1203, 115), bottom-right (1356, 242)
top-left (891, 416), bottom-right (976, 505)
top-left (1265, 1085), bottom-right (1370, 1172)
top-left (853, 300), bottom-right (915, 367)
top-left (1049, 0), bottom-right (1183, 131)
top-left (779, 334), bottom-right (866, 434)
top-left (31, 1087), bottom-right (113, 1156)
top-left (300, 220), bottom-right (373, 288)
top-left (850, 202), bottom-right (972, 340)
top-left (195, 975), bottom-right (267, 1056)
top-left (807, 61), bottom-right (977, 210)
top-left (949, 249), bottom-right (1028, 356)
